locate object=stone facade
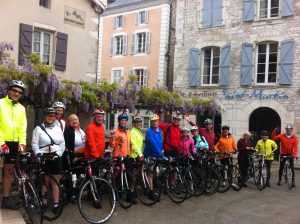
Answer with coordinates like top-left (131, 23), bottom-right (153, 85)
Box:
top-left (173, 0), bottom-right (300, 145)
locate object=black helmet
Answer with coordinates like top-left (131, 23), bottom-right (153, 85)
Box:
top-left (8, 80), bottom-right (25, 91)
top-left (43, 107), bottom-right (56, 116)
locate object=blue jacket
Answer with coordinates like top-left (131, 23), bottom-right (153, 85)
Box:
top-left (144, 127), bottom-right (163, 158)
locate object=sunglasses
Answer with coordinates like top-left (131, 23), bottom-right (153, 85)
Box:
top-left (10, 88), bottom-right (23, 94)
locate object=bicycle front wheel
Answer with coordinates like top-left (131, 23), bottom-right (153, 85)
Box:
top-left (285, 163), bottom-right (294, 190)
top-left (23, 181), bottom-right (43, 224)
top-left (255, 165), bottom-right (266, 191)
top-left (78, 177), bottom-right (116, 224)
top-left (167, 168), bottom-right (187, 204)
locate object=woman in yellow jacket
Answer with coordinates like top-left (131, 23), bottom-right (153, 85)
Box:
top-left (255, 130), bottom-right (278, 187)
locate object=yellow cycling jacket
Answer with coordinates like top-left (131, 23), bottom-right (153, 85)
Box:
top-left (255, 139), bottom-right (278, 160)
top-left (130, 127), bottom-right (144, 158)
top-left (0, 96), bottom-right (27, 145)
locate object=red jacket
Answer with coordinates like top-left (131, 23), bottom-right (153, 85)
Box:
top-left (159, 122), bottom-right (181, 152)
top-left (272, 133), bottom-right (298, 158)
top-left (199, 128), bottom-right (216, 151)
top-left (85, 122), bottom-right (105, 158)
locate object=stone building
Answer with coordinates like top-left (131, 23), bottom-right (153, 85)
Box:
top-left (173, 0), bottom-right (300, 145)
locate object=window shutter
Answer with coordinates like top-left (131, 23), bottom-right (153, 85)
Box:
top-left (281, 0), bottom-right (294, 17)
top-left (110, 37), bottom-right (114, 56)
top-left (202, 0), bottom-right (212, 27)
top-left (131, 34), bottom-right (136, 55)
top-left (240, 43), bottom-right (253, 86)
top-left (219, 44), bottom-right (231, 86)
top-left (121, 16), bottom-right (124, 27)
top-left (145, 11), bottom-right (149, 24)
top-left (212, 0), bottom-right (223, 26)
top-left (123, 35), bottom-right (127, 56)
top-left (54, 32), bottom-right (68, 72)
top-left (143, 69), bottom-right (148, 87)
top-left (188, 48), bottom-right (201, 87)
top-left (243, 0), bottom-right (255, 22)
top-left (18, 23), bottom-right (33, 65)
top-left (113, 17), bottom-right (117, 29)
top-left (279, 39), bottom-right (295, 85)
top-left (136, 13), bottom-right (139, 25)
top-left (146, 32), bottom-right (151, 54)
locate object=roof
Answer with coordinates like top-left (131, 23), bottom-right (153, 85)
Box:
top-left (108, 0), bottom-right (145, 8)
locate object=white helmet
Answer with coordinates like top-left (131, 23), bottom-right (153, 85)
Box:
top-left (52, 101), bottom-right (66, 110)
top-left (9, 80), bottom-right (25, 91)
top-left (190, 126), bottom-right (198, 131)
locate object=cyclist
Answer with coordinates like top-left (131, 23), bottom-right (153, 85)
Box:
top-left (85, 109), bottom-right (106, 159)
top-left (130, 116), bottom-right (144, 159)
top-left (255, 130), bottom-right (277, 187)
top-left (160, 114), bottom-right (181, 157)
top-left (52, 101), bottom-right (66, 132)
top-left (185, 117), bottom-right (216, 151)
top-left (237, 132), bottom-right (254, 187)
top-left (110, 113), bottom-right (131, 158)
top-left (272, 124), bottom-right (298, 187)
top-left (179, 127), bottom-right (195, 157)
top-left (0, 80), bottom-right (27, 209)
top-left (32, 107), bottom-right (65, 211)
top-left (144, 114), bottom-right (164, 200)
top-left (215, 126), bottom-right (237, 167)
top-left (190, 126), bottom-right (209, 151)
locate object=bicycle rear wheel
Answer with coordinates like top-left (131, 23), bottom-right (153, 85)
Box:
top-left (285, 163), bottom-right (294, 190)
top-left (255, 165), bottom-right (266, 191)
top-left (167, 168), bottom-right (188, 203)
top-left (78, 177), bottom-right (116, 224)
top-left (23, 181), bottom-right (43, 224)
top-left (231, 166), bottom-right (242, 191)
top-left (205, 167), bottom-right (220, 195)
top-left (136, 170), bottom-right (157, 206)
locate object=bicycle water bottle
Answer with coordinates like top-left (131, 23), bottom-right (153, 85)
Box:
top-left (72, 173), bottom-right (77, 188)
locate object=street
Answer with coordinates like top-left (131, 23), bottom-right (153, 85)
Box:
top-left (47, 170), bottom-right (300, 224)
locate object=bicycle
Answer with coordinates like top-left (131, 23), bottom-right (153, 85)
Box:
top-left (255, 154), bottom-right (267, 191)
top-left (215, 153), bottom-right (241, 193)
top-left (77, 158), bottom-right (116, 224)
top-left (10, 152), bottom-right (43, 224)
top-left (281, 155), bottom-right (294, 190)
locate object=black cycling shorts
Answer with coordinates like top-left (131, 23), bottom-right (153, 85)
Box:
top-left (3, 142), bottom-right (19, 164)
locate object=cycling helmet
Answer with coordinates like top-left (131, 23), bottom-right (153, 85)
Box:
top-left (181, 127), bottom-right (190, 132)
top-left (190, 126), bottom-right (198, 131)
top-left (150, 114), bottom-right (160, 121)
top-left (172, 114), bottom-right (181, 120)
top-left (118, 113), bottom-right (129, 121)
top-left (43, 107), bottom-right (56, 115)
top-left (8, 80), bottom-right (25, 91)
top-left (204, 118), bottom-right (213, 125)
top-left (285, 124), bottom-right (293, 129)
top-left (93, 109), bottom-right (105, 116)
top-left (133, 116), bottom-right (143, 123)
top-left (52, 101), bottom-right (66, 110)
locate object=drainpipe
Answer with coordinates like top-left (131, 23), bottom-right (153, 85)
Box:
top-left (96, 12), bottom-right (100, 83)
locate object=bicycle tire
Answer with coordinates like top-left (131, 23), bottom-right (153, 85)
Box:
top-left (185, 168), bottom-right (205, 197)
top-left (205, 167), bottom-right (220, 195)
top-left (255, 165), bottom-right (266, 191)
top-left (166, 168), bottom-right (187, 204)
top-left (231, 166), bottom-right (242, 191)
top-left (23, 181), bottom-right (44, 224)
top-left (113, 172), bottom-right (133, 209)
top-left (217, 166), bottom-right (230, 193)
top-left (78, 177), bottom-right (116, 224)
top-left (136, 170), bottom-right (157, 206)
top-left (286, 163), bottom-right (294, 190)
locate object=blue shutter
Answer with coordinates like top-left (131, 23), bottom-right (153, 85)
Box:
top-left (279, 40), bottom-right (295, 85)
top-left (243, 0), bottom-right (255, 22)
top-left (188, 48), bottom-right (201, 87)
top-left (240, 43), bottom-right (253, 86)
top-left (281, 0), bottom-right (294, 17)
top-left (202, 0), bottom-right (212, 27)
top-left (219, 44), bottom-right (231, 86)
top-left (212, 0), bottom-right (223, 26)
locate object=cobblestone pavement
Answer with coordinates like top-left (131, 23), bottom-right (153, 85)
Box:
top-left (49, 169), bottom-right (300, 224)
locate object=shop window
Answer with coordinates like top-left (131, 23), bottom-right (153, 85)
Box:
top-left (32, 29), bottom-right (52, 65)
top-left (256, 41), bottom-right (278, 84)
top-left (202, 46), bottom-right (220, 85)
top-left (259, 0), bottom-right (279, 19)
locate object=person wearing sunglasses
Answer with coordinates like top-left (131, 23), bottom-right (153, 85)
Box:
top-left (0, 80), bottom-right (27, 209)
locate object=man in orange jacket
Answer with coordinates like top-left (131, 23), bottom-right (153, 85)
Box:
top-left (272, 124), bottom-right (298, 187)
top-left (85, 109), bottom-right (106, 158)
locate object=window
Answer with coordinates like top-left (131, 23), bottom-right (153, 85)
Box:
top-left (256, 42), bottom-right (278, 84)
top-left (137, 11), bottom-right (148, 25)
top-left (259, 0), bottom-right (279, 18)
top-left (33, 30), bottom-right (52, 65)
top-left (136, 32), bottom-right (146, 54)
top-left (114, 16), bottom-right (123, 29)
top-left (39, 0), bottom-right (50, 8)
top-left (112, 35), bottom-right (126, 56)
top-left (202, 47), bottom-right (220, 85)
top-left (111, 69), bottom-right (123, 84)
top-left (143, 117), bottom-right (150, 129)
top-left (134, 69), bottom-right (148, 87)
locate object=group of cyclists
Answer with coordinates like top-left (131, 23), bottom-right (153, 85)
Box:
top-left (0, 80), bottom-right (299, 212)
